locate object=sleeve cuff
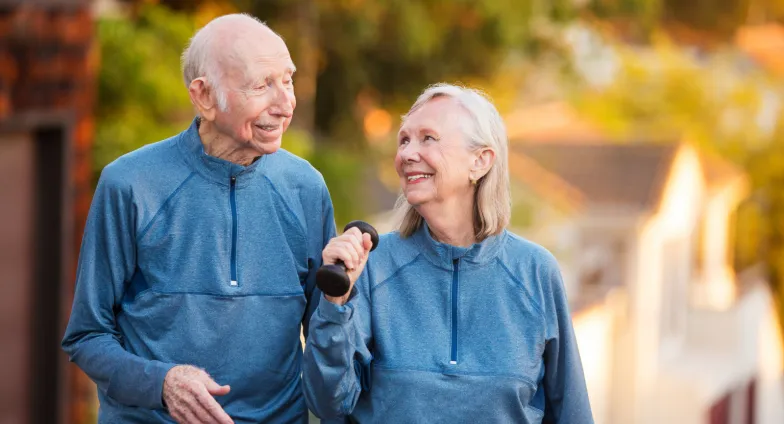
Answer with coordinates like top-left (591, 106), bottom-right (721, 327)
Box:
top-left (106, 358), bottom-right (176, 409)
top-left (318, 294), bottom-right (356, 324)
top-left (151, 361), bottom-right (177, 409)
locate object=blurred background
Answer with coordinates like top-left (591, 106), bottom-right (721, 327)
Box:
top-left (2, 0), bottom-right (784, 422)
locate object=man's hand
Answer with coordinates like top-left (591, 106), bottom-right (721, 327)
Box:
top-left (162, 365), bottom-right (233, 424)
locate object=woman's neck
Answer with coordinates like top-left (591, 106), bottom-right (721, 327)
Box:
top-left (418, 197), bottom-right (476, 247)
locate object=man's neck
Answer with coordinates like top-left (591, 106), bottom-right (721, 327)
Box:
top-left (198, 119), bottom-right (261, 166)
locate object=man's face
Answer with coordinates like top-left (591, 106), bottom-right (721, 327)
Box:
top-left (212, 35), bottom-right (297, 155)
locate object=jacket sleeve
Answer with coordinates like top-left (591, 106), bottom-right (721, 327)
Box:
top-left (541, 255), bottom-right (595, 423)
top-left (302, 181), bottom-right (338, 337)
top-left (61, 168), bottom-right (176, 409)
top-left (302, 261), bottom-right (374, 420)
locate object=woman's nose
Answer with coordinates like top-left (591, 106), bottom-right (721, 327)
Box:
top-left (399, 142), bottom-right (420, 163)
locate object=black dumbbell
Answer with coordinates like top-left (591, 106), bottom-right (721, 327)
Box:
top-left (316, 220), bottom-right (379, 297)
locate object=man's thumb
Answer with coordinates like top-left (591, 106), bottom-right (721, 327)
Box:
top-left (205, 378), bottom-right (231, 396)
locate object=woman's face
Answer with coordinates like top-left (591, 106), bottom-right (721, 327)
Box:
top-left (395, 97), bottom-right (478, 208)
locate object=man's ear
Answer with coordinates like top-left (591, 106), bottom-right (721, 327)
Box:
top-left (189, 77), bottom-right (217, 121)
top-left (471, 147), bottom-right (496, 180)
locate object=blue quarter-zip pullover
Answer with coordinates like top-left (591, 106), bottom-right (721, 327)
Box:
top-left (303, 224), bottom-right (593, 423)
top-left (62, 118), bottom-right (337, 423)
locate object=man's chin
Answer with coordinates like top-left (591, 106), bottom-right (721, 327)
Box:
top-left (251, 137), bottom-right (282, 155)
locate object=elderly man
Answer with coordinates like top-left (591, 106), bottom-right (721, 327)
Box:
top-left (62, 14), bottom-right (335, 423)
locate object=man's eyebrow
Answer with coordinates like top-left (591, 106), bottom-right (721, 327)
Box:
top-left (287, 64), bottom-right (297, 74)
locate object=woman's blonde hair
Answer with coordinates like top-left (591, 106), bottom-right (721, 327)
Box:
top-left (395, 83), bottom-right (511, 241)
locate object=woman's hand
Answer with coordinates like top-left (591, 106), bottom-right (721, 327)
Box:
top-left (321, 227), bottom-right (373, 305)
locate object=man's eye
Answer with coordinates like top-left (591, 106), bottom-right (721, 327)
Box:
top-left (424, 135), bottom-right (436, 141)
top-left (399, 137), bottom-right (410, 146)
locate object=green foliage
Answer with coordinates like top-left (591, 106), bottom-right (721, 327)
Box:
top-left (587, 0), bottom-right (784, 38)
top-left (308, 146), bottom-right (366, 228)
top-left (572, 39), bottom-right (770, 152)
top-left (93, 4), bottom-right (197, 177)
top-left (233, 0), bottom-right (576, 141)
top-left (96, 0), bottom-right (582, 223)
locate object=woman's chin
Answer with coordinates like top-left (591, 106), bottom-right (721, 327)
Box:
top-left (404, 193), bottom-right (432, 207)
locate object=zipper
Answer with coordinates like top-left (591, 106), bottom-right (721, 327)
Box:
top-left (229, 176), bottom-right (238, 286)
top-left (450, 258), bottom-right (459, 364)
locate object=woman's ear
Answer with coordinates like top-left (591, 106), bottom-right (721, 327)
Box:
top-left (189, 77), bottom-right (218, 121)
top-left (471, 148), bottom-right (496, 180)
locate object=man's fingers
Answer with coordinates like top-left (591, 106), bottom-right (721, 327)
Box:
top-left (202, 376), bottom-right (231, 396)
top-left (195, 386), bottom-right (233, 424)
top-left (209, 384), bottom-right (231, 397)
top-left (177, 403), bottom-right (202, 424)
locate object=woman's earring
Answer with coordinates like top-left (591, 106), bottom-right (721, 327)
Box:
top-left (470, 175), bottom-right (477, 185)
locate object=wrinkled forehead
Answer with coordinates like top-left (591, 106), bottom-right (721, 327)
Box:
top-left (220, 35), bottom-right (296, 83)
top-left (399, 97), bottom-right (469, 135)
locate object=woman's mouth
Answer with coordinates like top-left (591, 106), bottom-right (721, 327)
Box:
top-left (406, 173), bottom-right (433, 184)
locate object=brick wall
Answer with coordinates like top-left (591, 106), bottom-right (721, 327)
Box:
top-left (0, 2), bottom-right (97, 423)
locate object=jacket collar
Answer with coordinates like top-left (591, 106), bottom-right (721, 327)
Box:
top-left (411, 222), bottom-right (506, 270)
top-left (177, 117), bottom-right (266, 187)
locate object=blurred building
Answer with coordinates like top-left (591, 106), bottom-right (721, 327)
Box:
top-left (496, 100), bottom-right (784, 423)
top-left (0, 1), bottom-right (97, 423)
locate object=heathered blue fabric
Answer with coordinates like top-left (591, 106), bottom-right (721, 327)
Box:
top-left (303, 225), bottom-right (594, 423)
top-left (62, 118), bottom-right (337, 423)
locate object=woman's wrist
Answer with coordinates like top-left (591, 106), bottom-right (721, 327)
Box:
top-left (324, 293), bottom-right (350, 306)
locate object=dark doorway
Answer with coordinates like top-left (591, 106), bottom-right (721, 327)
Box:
top-left (29, 125), bottom-right (67, 424)
top-left (0, 120), bottom-right (70, 424)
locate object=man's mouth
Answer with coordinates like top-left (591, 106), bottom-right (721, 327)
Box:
top-left (255, 123), bottom-right (281, 133)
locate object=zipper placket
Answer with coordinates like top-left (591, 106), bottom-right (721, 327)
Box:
top-left (450, 258), bottom-right (460, 364)
top-left (229, 176), bottom-right (238, 286)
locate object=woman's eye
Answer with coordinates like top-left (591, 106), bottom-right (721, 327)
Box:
top-left (399, 137), bottom-right (410, 146)
top-left (424, 135), bottom-right (436, 141)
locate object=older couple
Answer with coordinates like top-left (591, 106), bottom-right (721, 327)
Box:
top-left (62, 13), bottom-right (592, 424)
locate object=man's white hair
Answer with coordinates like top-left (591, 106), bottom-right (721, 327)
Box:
top-left (394, 83), bottom-right (512, 241)
top-left (181, 13), bottom-right (268, 112)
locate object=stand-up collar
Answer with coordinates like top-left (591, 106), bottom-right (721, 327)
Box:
top-left (411, 222), bottom-right (506, 270)
top-left (177, 117), bottom-right (266, 187)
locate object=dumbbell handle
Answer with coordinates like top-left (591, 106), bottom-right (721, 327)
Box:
top-left (316, 220), bottom-right (379, 298)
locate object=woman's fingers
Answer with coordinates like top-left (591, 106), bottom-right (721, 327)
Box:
top-left (322, 228), bottom-right (370, 269)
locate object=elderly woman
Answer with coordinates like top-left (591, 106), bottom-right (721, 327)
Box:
top-left (302, 84), bottom-right (593, 423)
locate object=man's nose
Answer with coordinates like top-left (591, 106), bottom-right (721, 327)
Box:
top-left (269, 83), bottom-right (294, 118)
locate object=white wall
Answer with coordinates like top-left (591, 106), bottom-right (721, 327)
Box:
top-left (632, 145), bottom-right (705, 423)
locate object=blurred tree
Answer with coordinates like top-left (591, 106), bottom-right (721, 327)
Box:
top-left (588, 0), bottom-right (784, 40)
top-left (98, 0), bottom-right (584, 225)
top-left (147, 0), bottom-right (577, 143)
top-left (93, 4), bottom-right (195, 176)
